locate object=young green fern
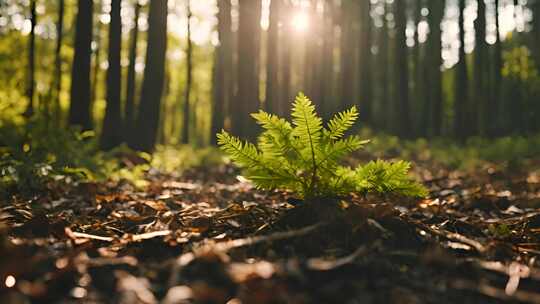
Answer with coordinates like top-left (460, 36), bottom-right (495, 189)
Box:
top-left (217, 93), bottom-right (427, 199)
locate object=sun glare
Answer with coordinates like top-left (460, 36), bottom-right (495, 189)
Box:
top-left (291, 11), bottom-right (310, 33)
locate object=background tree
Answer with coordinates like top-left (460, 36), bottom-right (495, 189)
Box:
top-left (69, 0), bottom-right (93, 130)
top-left (394, 0), bottom-right (411, 138)
top-left (52, 0), bottom-right (65, 125)
top-left (475, 0), bottom-right (487, 135)
top-left (211, 0), bottom-right (233, 144)
top-left (181, 0), bottom-right (193, 144)
top-left (91, 1), bottom-right (103, 120)
top-left (100, 0), bottom-right (123, 150)
top-left (124, 0), bottom-right (141, 141)
top-left (491, 0), bottom-right (503, 136)
top-left (233, 0), bottom-right (262, 139)
top-left (339, 0), bottom-right (355, 110)
top-left (129, 0), bottom-right (168, 152)
top-left (24, 0), bottom-right (36, 117)
top-left (358, 0), bottom-right (372, 124)
top-left (265, 0), bottom-right (280, 114)
top-left (426, 0), bottom-right (444, 136)
top-left (454, 0), bottom-right (469, 140)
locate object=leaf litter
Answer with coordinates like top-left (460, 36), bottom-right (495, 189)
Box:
top-left (1, 157), bottom-right (540, 303)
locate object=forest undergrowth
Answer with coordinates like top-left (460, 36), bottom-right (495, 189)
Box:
top-left (1, 129), bottom-right (540, 303)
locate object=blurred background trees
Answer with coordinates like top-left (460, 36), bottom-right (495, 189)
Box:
top-left (1, 0), bottom-right (539, 152)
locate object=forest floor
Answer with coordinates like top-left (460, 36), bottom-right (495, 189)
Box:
top-left (1, 150), bottom-right (540, 304)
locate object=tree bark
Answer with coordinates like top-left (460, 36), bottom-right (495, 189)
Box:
top-left (124, 1), bottom-right (141, 142)
top-left (340, 0), bottom-right (354, 110)
top-left (265, 0), bottom-right (280, 114)
top-left (129, 0), bottom-right (168, 152)
top-left (454, 0), bottom-right (469, 140)
top-left (490, 0), bottom-right (502, 136)
top-left (53, 0), bottom-right (65, 126)
top-left (319, 0), bottom-right (335, 120)
top-left (181, 0), bottom-right (193, 144)
top-left (379, 0), bottom-right (390, 131)
top-left (24, 0), bottom-right (36, 118)
top-left (90, 2), bottom-right (103, 123)
top-left (211, 0), bottom-right (233, 144)
top-left (474, 0), bottom-right (487, 135)
top-left (100, 0), bottom-right (123, 150)
top-left (69, 0), bottom-right (93, 130)
top-left (233, 0), bottom-right (261, 139)
top-left (426, 0), bottom-right (444, 136)
top-left (358, 0), bottom-right (372, 124)
top-left (394, 0), bottom-right (410, 138)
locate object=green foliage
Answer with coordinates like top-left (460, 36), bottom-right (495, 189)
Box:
top-left (217, 93), bottom-right (427, 199)
top-left (0, 116), bottom-right (149, 196)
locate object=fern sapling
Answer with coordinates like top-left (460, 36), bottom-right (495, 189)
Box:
top-left (217, 93), bottom-right (427, 200)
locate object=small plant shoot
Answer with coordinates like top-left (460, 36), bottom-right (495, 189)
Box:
top-left (217, 93), bottom-right (427, 199)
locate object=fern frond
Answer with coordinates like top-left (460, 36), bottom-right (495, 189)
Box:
top-left (291, 93), bottom-right (323, 146)
top-left (216, 92), bottom-right (426, 200)
top-left (324, 106), bottom-right (359, 140)
top-left (354, 160), bottom-right (428, 197)
top-left (216, 130), bottom-right (262, 168)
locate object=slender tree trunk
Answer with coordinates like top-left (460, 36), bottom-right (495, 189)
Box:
top-left (475, 0), bottom-right (487, 135)
top-left (24, 0), bottom-right (37, 118)
top-left (90, 4), bottom-right (103, 122)
top-left (427, 0), bottom-right (444, 136)
top-left (340, 0), bottom-right (354, 109)
top-left (181, 0), bottom-right (193, 144)
top-left (69, 0), bottom-right (93, 130)
top-left (52, 0), bottom-right (65, 126)
top-left (319, 0), bottom-right (334, 120)
top-left (211, 0), bottom-right (232, 144)
top-left (358, 0), bottom-right (371, 123)
top-left (234, 0), bottom-right (261, 139)
top-left (279, 1), bottom-right (292, 117)
top-left (379, 1), bottom-right (390, 131)
top-left (413, 0), bottom-right (426, 137)
top-left (395, 0), bottom-right (410, 138)
top-left (124, 1), bottom-right (141, 142)
top-left (129, 0), bottom-right (168, 152)
top-left (265, 0), bottom-right (280, 114)
top-left (454, 0), bottom-right (468, 140)
top-left (100, 0), bottom-right (123, 150)
top-left (491, 0), bottom-right (502, 136)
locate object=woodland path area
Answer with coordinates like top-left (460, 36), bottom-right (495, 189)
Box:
top-left (1, 153), bottom-right (540, 304)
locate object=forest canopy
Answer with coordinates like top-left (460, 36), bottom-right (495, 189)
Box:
top-left (0, 0), bottom-right (539, 151)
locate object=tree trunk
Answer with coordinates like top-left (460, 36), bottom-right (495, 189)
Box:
top-left (474, 0), bottom-right (487, 135)
top-left (379, 1), bottom-right (390, 131)
top-left (129, 0), bottom-right (168, 152)
top-left (454, 0), bottom-right (469, 140)
top-left (100, 0), bottom-right (123, 150)
top-left (340, 0), bottom-right (354, 110)
top-left (24, 0), bottom-right (36, 118)
top-left (233, 0), bottom-right (261, 139)
top-left (69, 0), bottom-right (93, 130)
top-left (358, 0), bottom-right (371, 123)
top-left (90, 2), bottom-right (103, 123)
top-left (181, 0), bottom-right (193, 144)
top-left (319, 0), bottom-right (335, 120)
top-left (426, 0), bottom-right (444, 136)
top-left (394, 0), bottom-right (410, 138)
top-left (52, 0), bottom-right (65, 126)
top-left (211, 0), bottom-right (233, 144)
top-left (278, 0), bottom-right (293, 118)
top-left (265, 0), bottom-right (280, 114)
top-left (413, 0), bottom-right (427, 137)
top-left (124, 1), bottom-right (141, 142)
top-left (490, 0), bottom-right (502, 136)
